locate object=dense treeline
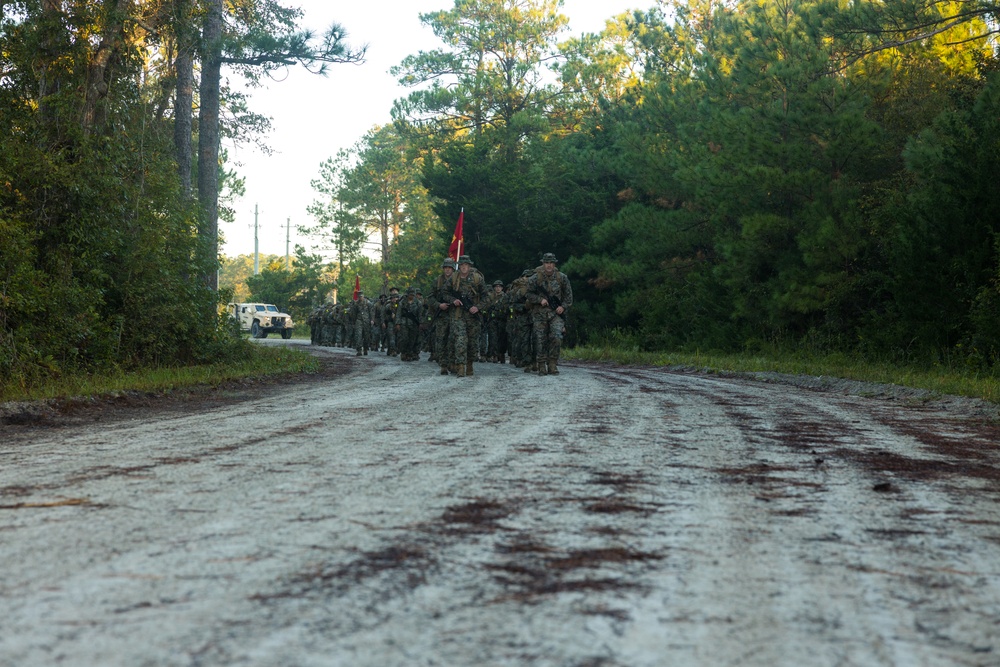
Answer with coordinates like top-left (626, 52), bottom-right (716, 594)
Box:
top-left (0, 0), bottom-right (360, 387)
top-left (5, 0), bottom-right (1000, 390)
top-left (309, 0), bottom-right (1000, 366)
top-left (567, 0), bottom-right (1000, 364)
top-left (0, 0), bottom-right (226, 382)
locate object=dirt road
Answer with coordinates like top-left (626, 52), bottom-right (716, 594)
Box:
top-left (2, 341), bottom-right (999, 666)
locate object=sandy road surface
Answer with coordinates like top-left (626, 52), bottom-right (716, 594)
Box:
top-left (2, 341), bottom-right (1000, 667)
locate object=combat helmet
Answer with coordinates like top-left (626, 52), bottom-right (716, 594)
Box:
top-left (442, 257), bottom-right (456, 268)
top-left (493, 279), bottom-right (504, 287)
top-left (457, 255), bottom-right (473, 266)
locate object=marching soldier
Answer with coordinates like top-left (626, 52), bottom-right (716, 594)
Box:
top-left (426, 257), bottom-right (457, 375)
top-left (349, 290), bottom-right (374, 356)
top-left (447, 255), bottom-right (487, 377)
top-left (526, 252), bottom-right (573, 375)
top-left (486, 280), bottom-right (507, 363)
top-left (395, 287), bottom-right (423, 361)
top-left (508, 269), bottom-right (534, 369)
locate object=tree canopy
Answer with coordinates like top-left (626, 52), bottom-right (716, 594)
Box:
top-left (5, 0), bottom-right (1000, 388)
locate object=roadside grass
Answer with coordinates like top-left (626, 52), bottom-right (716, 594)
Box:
top-left (564, 346), bottom-right (1000, 404)
top-left (8, 336), bottom-right (997, 405)
top-left (1, 346), bottom-right (320, 403)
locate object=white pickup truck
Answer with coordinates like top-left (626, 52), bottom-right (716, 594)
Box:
top-left (228, 303), bottom-right (295, 339)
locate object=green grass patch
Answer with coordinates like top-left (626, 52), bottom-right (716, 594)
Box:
top-left (564, 345), bottom-right (1000, 404)
top-left (2, 345), bottom-right (320, 403)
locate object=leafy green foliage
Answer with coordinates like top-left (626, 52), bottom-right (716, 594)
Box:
top-left (0, 0), bottom-right (249, 391)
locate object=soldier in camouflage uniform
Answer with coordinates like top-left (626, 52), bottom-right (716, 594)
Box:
top-left (525, 252), bottom-right (573, 375)
top-left (349, 290), bottom-right (374, 356)
top-left (486, 280), bottom-right (507, 363)
top-left (417, 288), bottom-right (432, 356)
top-left (446, 255), bottom-right (487, 377)
top-left (426, 257), bottom-right (457, 375)
top-left (332, 302), bottom-right (345, 346)
top-left (395, 287), bottom-right (423, 361)
top-left (307, 305), bottom-right (322, 345)
top-left (507, 269), bottom-right (534, 369)
top-left (372, 294), bottom-right (385, 352)
top-left (385, 291), bottom-right (400, 356)
top-left (314, 302), bottom-right (328, 346)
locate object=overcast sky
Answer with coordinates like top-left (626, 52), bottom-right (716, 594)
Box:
top-left (221, 0), bottom-right (645, 261)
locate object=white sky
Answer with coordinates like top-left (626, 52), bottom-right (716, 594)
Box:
top-left (221, 0), bottom-right (644, 260)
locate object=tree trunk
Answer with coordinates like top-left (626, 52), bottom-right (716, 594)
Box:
top-left (80, 0), bottom-right (130, 133)
top-left (197, 0), bottom-right (223, 290)
top-left (174, 0), bottom-right (195, 199)
top-left (37, 0), bottom-right (63, 126)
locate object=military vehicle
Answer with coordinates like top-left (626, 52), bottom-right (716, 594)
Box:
top-left (228, 303), bottom-right (295, 339)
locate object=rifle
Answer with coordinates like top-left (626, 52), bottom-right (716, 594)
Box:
top-left (531, 283), bottom-right (564, 316)
top-left (400, 304), bottom-right (421, 325)
top-left (446, 286), bottom-right (479, 315)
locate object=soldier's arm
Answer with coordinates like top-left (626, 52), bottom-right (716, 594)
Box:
top-left (524, 276), bottom-right (543, 306)
top-left (561, 273), bottom-right (573, 310)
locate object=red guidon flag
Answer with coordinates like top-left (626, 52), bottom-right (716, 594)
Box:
top-left (447, 208), bottom-right (464, 261)
top-left (352, 274), bottom-right (360, 301)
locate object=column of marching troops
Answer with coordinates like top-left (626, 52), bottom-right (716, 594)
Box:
top-left (306, 252), bottom-right (573, 377)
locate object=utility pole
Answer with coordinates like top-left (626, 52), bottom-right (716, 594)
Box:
top-left (285, 217), bottom-right (291, 271)
top-left (253, 204), bottom-right (259, 275)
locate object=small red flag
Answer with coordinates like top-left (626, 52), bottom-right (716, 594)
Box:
top-left (352, 275), bottom-right (360, 301)
top-left (447, 208), bottom-right (464, 261)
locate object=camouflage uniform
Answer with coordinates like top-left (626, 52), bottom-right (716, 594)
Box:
top-left (332, 303), bottom-right (347, 346)
top-left (320, 303), bottom-right (336, 346)
top-left (395, 288), bottom-right (423, 361)
top-left (349, 293), bottom-right (374, 356)
top-left (507, 270), bottom-right (534, 368)
top-left (385, 294), bottom-right (400, 356)
top-left (307, 305), bottom-right (322, 345)
top-left (426, 258), bottom-right (457, 374)
top-left (485, 280), bottom-right (507, 363)
top-left (371, 296), bottom-right (385, 352)
top-left (525, 253), bottom-right (573, 375)
top-left (417, 289), bottom-right (432, 355)
top-left (447, 255), bottom-right (487, 377)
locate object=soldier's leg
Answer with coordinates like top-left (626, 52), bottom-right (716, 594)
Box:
top-left (498, 324), bottom-right (508, 364)
top-left (548, 317), bottom-right (565, 374)
top-left (434, 318), bottom-right (450, 374)
top-left (408, 326), bottom-right (420, 360)
top-left (466, 316), bottom-right (481, 375)
top-left (452, 314), bottom-right (468, 376)
top-left (531, 312), bottom-right (549, 374)
top-left (486, 321), bottom-right (496, 362)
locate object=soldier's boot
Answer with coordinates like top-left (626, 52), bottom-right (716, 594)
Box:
top-left (466, 362), bottom-right (474, 376)
top-left (537, 357), bottom-right (549, 376)
top-left (549, 343), bottom-right (561, 375)
top-left (356, 350), bottom-right (362, 356)
top-left (498, 353), bottom-right (505, 364)
top-left (439, 364), bottom-right (449, 375)
top-left (523, 361), bottom-right (534, 373)
top-left (457, 364), bottom-right (467, 377)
